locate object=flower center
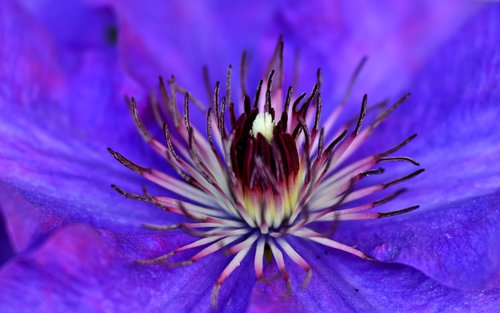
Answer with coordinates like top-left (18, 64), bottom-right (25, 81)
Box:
top-left (108, 38), bottom-right (424, 309)
top-left (230, 108), bottom-right (299, 194)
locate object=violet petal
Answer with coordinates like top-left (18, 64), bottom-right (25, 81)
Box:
top-left (337, 192), bottom-right (500, 291)
top-left (0, 224), bottom-right (254, 313)
top-left (248, 239), bottom-right (500, 312)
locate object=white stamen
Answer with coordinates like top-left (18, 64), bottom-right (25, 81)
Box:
top-left (251, 112), bottom-right (274, 142)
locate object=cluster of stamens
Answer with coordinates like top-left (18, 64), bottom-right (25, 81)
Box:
top-left (108, 38), bottom-right (423, 308)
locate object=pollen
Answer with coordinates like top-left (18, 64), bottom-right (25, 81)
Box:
top-left (107, 37), bottom-right (424, 309)
top-left (251, 112), bottom-right (274, 142)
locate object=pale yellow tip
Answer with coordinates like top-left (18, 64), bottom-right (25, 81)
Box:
top-left (251, 112), bottom-right (274, 142)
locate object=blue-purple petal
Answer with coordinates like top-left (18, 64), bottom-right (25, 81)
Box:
top-left (337, 192), bottom-right (500, 291)
top-left (0, 0), bottom-right (169, 252)
top-left (362, 4), bottom-right (500, 188)
top-left (248, 240), bottom-right (500, 312)
top-left (0, 224), bottom-right (254, 313)
top-left (338, 7), bottom-right (500, 291)
top-left (18, 0), bottom-right (117, 51)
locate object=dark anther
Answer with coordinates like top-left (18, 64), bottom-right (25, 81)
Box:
top-left (354, 94), bottom-right (368, 135)
top-left (265, 70), bottom-right (275, 113)
top-left (384, 169), bottom-right (425, 188)
top-left (240, 51), bottom-right (248, 98)
top-left (324, 129), bottom-right (348, 156)
top-left (313, 92), bottom-right (323, 132)
top-left (360, 167), bottom-right (385, 178)
top-left (206, 108), bottom-right (217, 154)
top-left (379, 156), bottom-right (420, 166)
top-left (213, 81), bottom-right (221, 126)
top-left (229, 101), bottom-right (237, 128)
top-left (379, 205), bottom-right (420, 218)
top-left (162, 123), bottom-right (181, 163)
top-left (283, 86), bottom-right (293, 114)
top-left (184, 93), bottom-right (191, 132)
top-left (107, 147), bottom-right (147, 174)
top-left (111, 184), bottom-right (150, 201)
top-left (291, 92), bottom-right (307, 115)
top-left (292, 118), bottom-right (311, 146)
top-left (226, 65), bottom-right (232, 105)
top-left (167, 75), bottom-right (179, 126)
top-left (295, 84), bottom-right (318, 117)
top-left (378, 134), bottom-right (417, 157)
top-left (219, 97), bottom-right (227, 139)
top-left (244, 95), bottom-right (251, 114)
top-left (316, 68), bottom-right (323, 90)
top-left (374, 92), bottom-right (411, 127)
top-left (253, 80), bottom-right (263, 108)
top-left (126, 96), bottom-right (152, 142)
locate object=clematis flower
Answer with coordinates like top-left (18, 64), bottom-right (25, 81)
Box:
top-left (0, 0), bottom-right (499, 312)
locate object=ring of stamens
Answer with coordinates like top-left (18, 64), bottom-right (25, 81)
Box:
top-left (108, 37), bottom-right (423, 308)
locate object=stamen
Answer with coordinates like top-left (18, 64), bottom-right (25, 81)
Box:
top-left (374, 92), bottom-right (411, 127)
top-left (226, 65), bottom-right (232, 105)
top-left (267, 239), bottom-right (292, 293)
top-left (378, 134), bottom-right (417, 156)
top-left (168, 76), bottom-right (179, 126)
top-left (379, 156), bottom-right (420, 166)
top-left (212, 234), bottom-right (258, 308)
top-left (354, 94), bottom-right (368, 135)
top-left (265, 70), bottom-right (275, 113)
top-left (276, 238), bottom-right (312, 288)
top-left (240, 51), bottom-right (248, 99)
top-left (384, 169), bottom-right (425, 188)
top-left (254, 237), bottom-right (266, 279)
top-left (253, 80), bottom-right (263, 109)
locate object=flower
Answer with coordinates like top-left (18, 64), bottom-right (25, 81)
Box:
top-left (0, 1), bottom-right (499, 312)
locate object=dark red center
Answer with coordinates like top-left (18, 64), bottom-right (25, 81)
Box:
top-left (230, 108), bottom-right (299, 191)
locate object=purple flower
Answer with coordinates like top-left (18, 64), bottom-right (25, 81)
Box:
top-left (0, 1), bottom-right (499, 312)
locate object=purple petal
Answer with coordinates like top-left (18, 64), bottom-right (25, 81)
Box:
top-left (0, 0), bottom-right (63, 109)
top-left (269, 0), bottom-right (480, 97)
top-left (1, 225), bottom-right (497, 313)
top-left (337, 192), bottom-right (500, 291)
top-left (0, 0), bottom-right (144, 145)
top-left (93, 0), bottom-right (286, 90)
top-left (0, 224), bottom-right (254, 312)
top-left (0, 0), bottom-right (168, 252)
top-left (0, 131), bottom-right (174, 253)
top-left (361, 5), bottom-right (500, 206)
top-left (248, 240), bottom-right (500, 312)
top-left (336, 7), bottom-right (500, 291)
top-left (18, 0), bottom-right (117, 50)
top-left (95, 0), bottom-right (478, 96)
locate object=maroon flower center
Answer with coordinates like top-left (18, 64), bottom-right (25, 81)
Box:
top-left (230, 108), bottom-right (299, 191)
